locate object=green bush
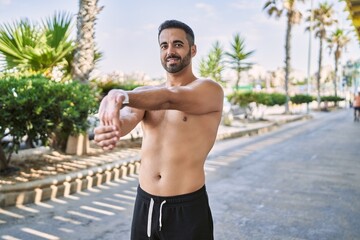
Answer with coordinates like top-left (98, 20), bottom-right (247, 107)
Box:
top-left (227, 92), bottom-right (286, 107)
top-left (320, 95), bottom-right (344, 103)
top-left (256, 92), bottom-right (273, 106)
top-left (290, 94), bottom-right (314, 104)
top-left (0, 76), bottom-right (99, 169)
top-left (50, 81), bottom-right (99, 150)
top-left (269, 93), bottom-right (287, 106)
top-left (227, 91), bottom-right (255, 107)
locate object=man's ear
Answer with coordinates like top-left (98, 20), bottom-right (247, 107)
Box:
top-left (191, 44), bottom-right (197, 57)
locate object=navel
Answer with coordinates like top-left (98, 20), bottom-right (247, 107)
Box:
top-left (183, 116), bottom-right (187, 122)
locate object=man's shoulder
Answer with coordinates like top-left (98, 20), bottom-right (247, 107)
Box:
top-left (194, 78), bottom-right (224, 96)
top-left (191, 78), bottom-right (223, 90)
top-left (193, 77), bottom-right (218, 84)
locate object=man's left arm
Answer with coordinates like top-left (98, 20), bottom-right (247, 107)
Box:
top-left (125, 79), bottom-right (224, 115)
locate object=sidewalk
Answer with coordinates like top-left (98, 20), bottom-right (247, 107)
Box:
top-left (0, 113), bottom-right (311, 208)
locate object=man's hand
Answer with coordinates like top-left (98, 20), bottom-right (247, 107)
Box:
top-left (93, 125), bottom-right (120, 150)
top-left (93, 90), bottom-right (127, 150)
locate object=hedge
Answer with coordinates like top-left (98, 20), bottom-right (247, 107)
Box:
top-left (320, 96), bottom-right (345, 103)
top-left (227, 92), bottom-right (287, 107)
top-left (290, 94), bottom-right (314, 104)
top-left (0, 75), bottom-right (99, 169)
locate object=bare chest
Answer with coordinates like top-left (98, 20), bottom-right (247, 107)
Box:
top-left (143, 110), bottom-right (190, 128)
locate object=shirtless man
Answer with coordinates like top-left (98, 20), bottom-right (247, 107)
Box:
top-left (94, 20), bottom-right (223, 240)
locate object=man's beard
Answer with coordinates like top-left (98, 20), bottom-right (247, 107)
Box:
top-left (161, 50), bottom-right (191, 73)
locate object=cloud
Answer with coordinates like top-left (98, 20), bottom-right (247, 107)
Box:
top-left (229, 0), bottom-right (258, 10)
top-left (195, 3), bottom-right (216, 17)
top-left (142, 23), bottom-right (157, 32)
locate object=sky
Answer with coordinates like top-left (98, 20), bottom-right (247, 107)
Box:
top-left (0, 0), bottom-right (359, 79)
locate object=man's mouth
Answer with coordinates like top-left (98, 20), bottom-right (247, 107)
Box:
top-left (167, 58), bottom-right (180, 64)
top-left (166, 55), bottom-right (180, 64)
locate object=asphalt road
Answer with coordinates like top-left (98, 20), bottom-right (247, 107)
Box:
top-left (1, 109), bottom-right (359, 240)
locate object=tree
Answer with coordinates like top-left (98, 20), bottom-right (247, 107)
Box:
top-left (327, 28), bottom-right (350, 98)
top-left (263, 0), bottom-right (305, 114)
top-left (305, 1), bottom-right (337, 109)
top-left (72, 0), bottom-right (103, 82)
top-left (199, 41), bottom-right (226, 86)
top-left (0, 12), bottom-right (75, 80)
top-left (225, 33), bottom-right (254, 92)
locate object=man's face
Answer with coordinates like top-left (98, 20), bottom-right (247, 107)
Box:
top-left (158, 28), bottom-right (195, 74)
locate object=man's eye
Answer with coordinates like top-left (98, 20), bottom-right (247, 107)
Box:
top-left (175, 43), bottom-right (182, 47)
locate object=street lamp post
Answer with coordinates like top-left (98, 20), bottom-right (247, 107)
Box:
top-left (306, 0), bottom-right (314, 114)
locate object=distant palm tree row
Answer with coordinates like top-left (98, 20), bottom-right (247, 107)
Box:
top-left (199, 0), bottom-right (351, 113)
top-left (267, 0), bottom-right (350, 108)
top-left (305, 1), bottom-right (337, 109)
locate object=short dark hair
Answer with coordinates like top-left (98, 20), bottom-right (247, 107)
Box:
top-left (158, 20), bottom-right (195, 46)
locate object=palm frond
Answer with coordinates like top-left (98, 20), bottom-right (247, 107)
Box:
top-left (0, 19), bottom-right (42, 70)
top-left (43, 11), bottom-right (73, 50)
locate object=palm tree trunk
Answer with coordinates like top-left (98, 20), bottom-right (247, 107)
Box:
top-left (317, 38), bottom-right (323, 110)
top-left (334, 47), bottom-right (339, 98)
top-left (72, 0), bottom-right (103, 82)
top-left (334, 62), bottom-right (338, 98)
top-left (284, 13), bottom-right (292, 114)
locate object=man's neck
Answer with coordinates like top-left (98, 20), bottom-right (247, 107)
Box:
top-left (166, 69), bottom-right (197, 87)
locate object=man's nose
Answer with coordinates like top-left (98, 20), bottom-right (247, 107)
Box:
top-left (166, 45), bottom-right (175, 55)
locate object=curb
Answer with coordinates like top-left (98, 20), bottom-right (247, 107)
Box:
top-left (0, 114), bottom-right (311, 208)
top-left (0, 157), bottom-right (141, 207)
top-left (216, 122), bottom-right (277, 141)
top-left (216, 114), bottom-right (312, 141)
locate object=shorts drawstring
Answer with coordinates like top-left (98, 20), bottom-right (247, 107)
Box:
top-left (147, 199), bottom-right (167, 237)
top-left (159, 200), bottom-right (166, 231)
top-left (147, 198), bottom-right (154, 237)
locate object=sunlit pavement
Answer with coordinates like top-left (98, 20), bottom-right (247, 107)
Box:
top-left (0, 174), bottom-right (140, 240)
top-left (2, 110), bottom-right (357, 239)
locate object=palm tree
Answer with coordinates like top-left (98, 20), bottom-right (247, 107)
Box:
top-left (327, 28), bottom-right (351, 98)
top-left (199, 41), bottom-right (226, 86)
top-left (72, 0), bottom-right (103, 83)
top-left (305, 1), bottom-right (336, 109)
top-left (0, 12), bottom-right (75, 79)
top-left (263, 0), bottom-right (304, 114)
top-left (225, 33), bottom-right (254, 92)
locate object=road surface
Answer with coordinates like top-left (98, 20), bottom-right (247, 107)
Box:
top-left (1, 109), bottom-right (359, 240)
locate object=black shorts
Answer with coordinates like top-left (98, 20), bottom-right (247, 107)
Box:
top-left (131, 185), bottom-right (214, 240)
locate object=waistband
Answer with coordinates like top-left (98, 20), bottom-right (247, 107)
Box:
top-left (137, 185), bottom-right (207, 204)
